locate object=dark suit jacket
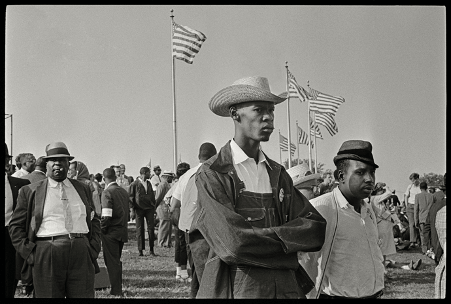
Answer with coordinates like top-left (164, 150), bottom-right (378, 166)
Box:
top-left (128, 179), bottom-right (156, 210)
top-left (8, 178), bottom-right (102, 282)
top-left (6, 175), bottom-right (30, 281)
top-left (21, 170), bottom-right (47, 184)
top-left (101, 183), bottom-right (129, 243)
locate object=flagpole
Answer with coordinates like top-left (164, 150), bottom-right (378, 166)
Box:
top-left (285, 62), bottom-right (292, 168)
top-left (170, 10), bottom-right (178, 173)
top-left (313, 111), bottom-right (318, 173)
top-left (278, 129), bottom-right (282, 165)
top-left (307, 81), bottom-right (312, 172)
top-left (296, 120), bottom-right (300, 165)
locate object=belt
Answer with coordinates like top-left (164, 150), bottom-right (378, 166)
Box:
top-left (319, 289), bottom-right (383, 299)
top-left (36, 233), bottom-right (87, 241)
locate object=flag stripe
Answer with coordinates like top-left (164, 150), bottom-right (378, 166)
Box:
top-left (298, 126), bottom-right (314, 148)
top-left (279, 134), bottom-right (296, 155)
top-left (310, 115), bottom-right (323, 139)
top-left (172, 22), bottom-right (206, 64)
top-left (287, 69), bottom-right (309, 102)
top-left (315, 112), bottom-right (338, 136)
top-left (309, 88), bottom-right (345, 116)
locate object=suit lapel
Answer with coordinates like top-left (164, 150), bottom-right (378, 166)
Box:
top-left (34, 179), bottom-right (48, 233)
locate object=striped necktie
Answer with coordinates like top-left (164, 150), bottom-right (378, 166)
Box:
top-left (58, 182), bottom-right (73, 232)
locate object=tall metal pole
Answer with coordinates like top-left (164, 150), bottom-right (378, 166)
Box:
top-left (307, 81), bottom-right (312, 172)
top-left (313, 111), bottom-right (318, 173)
top-left (5, 114), bottom-right (13, 166)
top-left (278, 130), bottom-right (282, 165)
top-left (285, 62), bottom-right (292, 168)
top-left (296, 120), bottom-right (300, 165)
top-left (170, 10), bottom-right (178, 173)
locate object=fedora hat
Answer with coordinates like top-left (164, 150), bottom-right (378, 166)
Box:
top-left (42, 142), bottom-right (74, 160)
top-left (161, 170), bottom-right (174, 177)
top-left (287, 163), bottom-right (321, 189)
top-left (5, 143), bottom-right (12, 158)
top-left (209, 76), bottom-right (287, 117)
top-left (333, 140), bottom-right (378, 168)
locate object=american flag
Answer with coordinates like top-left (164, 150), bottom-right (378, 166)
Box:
top-left (172, 22), bottom-right (206, 64)
top-left (310, 114), bottom-right (323, 139)
top-left (315, 112), bottom-right (338, 136)
top-left (298, 126), bottom-right (314, 148)
top-left (287, 69), bottom-right (310, 102)
top-left (279, 134), bottom-right (296, 156)
top-left (309, 87), bottom-right (345, 116)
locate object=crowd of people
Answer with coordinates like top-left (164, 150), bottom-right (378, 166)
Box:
top-left (5, 76), bottom-right (446, 299)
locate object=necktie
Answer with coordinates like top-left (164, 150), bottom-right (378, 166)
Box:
top-left (59, 182), bottom-right (73, 232)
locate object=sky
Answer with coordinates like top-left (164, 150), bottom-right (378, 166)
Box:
top-left (5, 5), bottom-right (446, 199)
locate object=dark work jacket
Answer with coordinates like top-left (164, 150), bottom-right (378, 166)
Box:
top-left (9, 178), bottom-right (102, 283)
top-left (101, 183), bottom-right (129, 243)
top-left (189, 141), bottom-right (327, 298)
top-left (128, 179), bottom-right (156, 210)
top-left (424, 191), bottom-right (446, 264)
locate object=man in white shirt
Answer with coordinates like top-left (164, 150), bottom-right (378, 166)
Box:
top-left (9, 142), bottom-right (101, 298)
top-left (150, 165), bottom-right (162, 193)
top-left (11, 153), bottom-right (36, 178)
top-left (299, 139), bottom-right (385, 299)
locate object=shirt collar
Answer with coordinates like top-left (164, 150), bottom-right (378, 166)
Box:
top-left (230, 139), bottom-right (270, 167)
top-left (105, 181), bottom-right (117, 190)
top-left (34, 169), bottom-right (45, 175)
top-left (334, 187), bottom-right (370, 216)
top-left (48, 177), bottom-right (72, 188)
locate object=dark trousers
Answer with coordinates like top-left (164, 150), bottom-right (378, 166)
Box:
top-left (135, 208), bottom-right (155, 251)
top-left (406, 204), bottom-right (420, 244)
top-left (101, 234), bottom-right (124, 295)
top-left (185, 232), bottom-right (199, 298)
top-left (319, 289), bottom-right (383, 299)
top-left (174, 227), bottom-right (187, 265)
top-left (33, 237), bottom-right (95, 298)
top-left (5, 227), bottom-right (18, 298)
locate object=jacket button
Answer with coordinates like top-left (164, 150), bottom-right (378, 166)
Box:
top-left (306, 212), bottom-right (312, 218)
top-left (247, 217), bottom-right (251, 221)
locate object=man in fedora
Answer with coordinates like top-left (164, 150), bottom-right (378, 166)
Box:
top-left (9, 142), bottom-right (102, 298)
top-left (189, 76), bottom-right (327, 298)
top-left (298, 140), bottom-right (385, 299)
top-left (5, 143), bottom-right (30, 298)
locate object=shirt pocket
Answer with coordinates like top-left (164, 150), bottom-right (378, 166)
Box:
top-left (235, 208), bottom-right (266, 228)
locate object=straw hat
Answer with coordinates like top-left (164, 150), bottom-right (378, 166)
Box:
top-left (42, 142), bottom-right (74, 160)
top-left (286, 163), bottom-right (321, 189)
top-left (161, 170), bottom-right (174, 177)
top-left (209, 76), bottom-right (287, 117)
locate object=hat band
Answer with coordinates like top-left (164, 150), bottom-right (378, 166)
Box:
top-left (337, 148), bottom-right (373, 160)
top-left (46, 147), bottom-right (70, 157)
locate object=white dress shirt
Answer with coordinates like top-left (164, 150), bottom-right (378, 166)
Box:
top-left (37, 178), bottom-right (89, 237)
top-left (11, 167), bottom-right (29, 178)
top-left (230, 139), bottom-right (272, 194)
top-left (5, 173), bottom-right (14, 226)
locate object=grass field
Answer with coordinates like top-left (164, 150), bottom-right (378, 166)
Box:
top-left (15, 224), bottom-right (437, 298)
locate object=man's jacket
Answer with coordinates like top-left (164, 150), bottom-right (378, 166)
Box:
top-left (8, 178), bottom-right (102, 283)
top-left (100, 182), bottom-right (129, 243)
top-left (128, 178), bottom-right (156, 210)
top-left (189, 141), bottom-right (327, 298)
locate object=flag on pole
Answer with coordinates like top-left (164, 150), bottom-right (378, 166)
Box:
top-left (172, 22), bottom-right (206, 64)
top-left (309, 87), bottom-right (345, 116)
top-left (287, 69), bottom-right (310, 102)
top-left (310, 114), bottom-right (323, 139)
top-left (315, 112), bottom-right (338, 136)
top-left (298, 126), bottom-right (314, 148)
top-left (279, 134), bottom-right (296, 156)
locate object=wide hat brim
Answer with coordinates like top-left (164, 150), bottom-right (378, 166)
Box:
top-left (209, 84), bottom-right (286, 117)
top-left (43, 154), bottom-right (75, 161)
top-left (292, 173), bottom-right (322, 189)
top-left (333, 154), bottom-right (379, 168)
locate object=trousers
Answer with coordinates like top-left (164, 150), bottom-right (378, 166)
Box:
top-left (5, 227), bottom-right (18, 298)
top-left (101, 233), bottom-right (124, 295)
top-left (135, 208), bottom-right (155, 251)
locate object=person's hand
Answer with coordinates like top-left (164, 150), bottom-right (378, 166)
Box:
top-left (130, 209), bottom-right (136, 220)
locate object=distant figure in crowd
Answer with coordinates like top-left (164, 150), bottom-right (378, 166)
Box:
top-left (69, 161), bottom-right (99, 216)
top-left (299, 140), bottom-right (385, 299)
top-left (318, 170), bottom-right (333, 195)
top-left (404, 172), bottom-right (421, 249)
top-left (90, 174), bottom-right (103, 216)
top-left (168, 162), bottom-right (191, 282)
top-left (329, 169), bottom-right (339, 192)
top-left (9, 142), bottom-right (101, 298)
top-left (14, 153), bottom-right (23, 170)
top-left (95, 172), bottom-right (105, 189)
top-left (434, 203), bottom-right (446, 299)
top-left (116, 164), bottom-right (130, 191)
top-left (100, 168), bottom-right (130, 296)
top-left (129, 167), bottom-right (157, 257)
top-left (172, 143), bottom-right (217, 297)
top-left (12, 153), bottom-right (36, 178)
top-left (428, 186), bottom-right (436, 194)
top-left (425, 173), bottom-right (446, 265)
top-left (5, 143), bottom-right (30, 298)
top-left (22, 156), bottom-right (47, 184)
top-left (190, 76), bottom-right (326, 298)
top-left (127, 175), bottom-right (134, 185)
top-left (286, 163), bottom-right (321, 200)
top-left (155, 170), bottom-right (174, 248)
top-left (150, 165), bottom-right (162, 193)
top-left (414, 181), bottom-right (434, 254)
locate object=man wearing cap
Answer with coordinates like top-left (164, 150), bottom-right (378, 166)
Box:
top-left (189, 76), bottom-right (326, 298)
top-left (155, 170), bottom-right (174, 248)
top-left (298, 139), bottom-right (385, 299)
top-left (21, 156), bottom-right (47, 184)
top-left (100, 168), bottom-right (129, 296)
top-left (11, 153), bottom-right (36, 178)
top-left (150, 165), bottom-right (162, 193)
top-left (5, 143), bottom-right (31, 298)
top-left (9, 142), bottom-right (102, 298)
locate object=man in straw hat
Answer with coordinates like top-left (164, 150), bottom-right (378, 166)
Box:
top-left (5, 143), bottom-right (30, 298)
top-left (9, 142), bottom-right (102, 298)
top-left (298, 139), bottom-right (386, 299)
top-left (189, 76), bottom-right (326, 298)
